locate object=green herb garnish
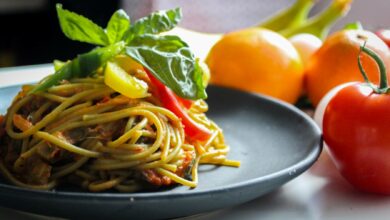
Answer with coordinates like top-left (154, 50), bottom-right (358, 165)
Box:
top-left (106, 9), bottom-right (131, 44)
top-left (56, 4), bottom-right (110, 46)
top-left (30, 4), bottom-right (206, 100)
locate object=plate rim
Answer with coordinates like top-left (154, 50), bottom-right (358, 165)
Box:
top-left (0, 64), bottom-right (322, 202)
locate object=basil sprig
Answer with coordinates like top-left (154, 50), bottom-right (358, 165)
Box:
top-left (56, 5), bottom-right (109, 46)
top-left (126, 35), bottom-right (206, 99)
top-left (123, 7), bottom-right (182, 43)
top-left (106, 9), bottom-right (131, 44)
top-left (31, 4), bottom-right (206, 100)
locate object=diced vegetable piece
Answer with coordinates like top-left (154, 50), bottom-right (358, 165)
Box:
top-left (104, 62), bottom-right (148, 98)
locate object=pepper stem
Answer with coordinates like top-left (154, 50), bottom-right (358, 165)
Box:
top-left (358, 42), bottom-right (389, 94)
top-left (280, 0), bottom-right (353, 39)
top-left (258, 0), bottom-right (315, 32)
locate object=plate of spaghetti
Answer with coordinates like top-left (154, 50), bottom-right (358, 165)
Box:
top-left (0, 5), bottom-right (322, 220)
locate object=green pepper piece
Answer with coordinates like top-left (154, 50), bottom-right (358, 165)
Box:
top-left (30, 41), bottom-right (125, 94)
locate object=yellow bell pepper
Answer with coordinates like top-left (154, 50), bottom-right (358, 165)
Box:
top-left (104, 61), bottom-right (148, 98)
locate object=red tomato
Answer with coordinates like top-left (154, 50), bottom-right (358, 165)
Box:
top-left (375, 29), bottom-right (390, 48)
top-left (323, 84), bottom-right (390, 194)
top-left (322, 44), bottom-right (390, 194)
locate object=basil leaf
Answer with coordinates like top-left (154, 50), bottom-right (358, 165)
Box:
top-left (125, 35), bottom-right (206, 100)
top-left (193, 60), bottom-right (207, 99)
top-left (123, 8), bottom-right (182, 43)
top-left (106, 9), bottom-right (131, 44)
top-left (30, 42), bottom-right (125, 94)
top-left (56, 4), bottom-right (109, 46)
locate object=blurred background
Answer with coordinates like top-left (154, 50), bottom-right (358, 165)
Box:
top-left (0, 0), bottom-right (387, 68)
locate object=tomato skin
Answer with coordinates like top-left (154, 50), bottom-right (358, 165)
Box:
top-left (323, 83), bottom-right (390, 194)
top-left (375, 29), bottom-right (390, 48)
top-left (305, 29), bottom-right (390, 106)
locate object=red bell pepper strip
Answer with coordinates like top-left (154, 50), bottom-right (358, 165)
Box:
top-left (145, 69), bottom-right (211, 142)
top-left (174, 94), bottom-right (194, 109)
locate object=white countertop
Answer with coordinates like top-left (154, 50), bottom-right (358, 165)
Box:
top-left (1, 151), bottom-right (389, 220)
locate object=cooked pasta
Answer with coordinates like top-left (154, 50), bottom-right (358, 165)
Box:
top-left (0, 74), bottom-right (239, 192)
top-left (0, 5), bottom-right (240, 192)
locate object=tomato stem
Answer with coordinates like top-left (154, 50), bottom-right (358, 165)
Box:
top-left (358, 43), bottom-right (389, 93)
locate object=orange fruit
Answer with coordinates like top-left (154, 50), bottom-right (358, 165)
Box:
top-left (306, 29), bottom-right (390, 106)
top-left (206, 28), bottom-right (304, 104)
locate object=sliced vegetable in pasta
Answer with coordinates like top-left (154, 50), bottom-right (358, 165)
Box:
top-left (0, 5), bottom-right (239, 192)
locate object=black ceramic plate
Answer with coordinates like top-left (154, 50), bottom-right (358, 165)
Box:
top-left (0, 66), bottom-right (322, 220)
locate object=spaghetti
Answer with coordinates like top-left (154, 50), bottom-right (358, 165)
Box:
top-left (0, 73), bottom-right (239, 192)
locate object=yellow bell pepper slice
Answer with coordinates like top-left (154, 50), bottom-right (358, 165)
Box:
top-left (104, 61), bottom-right (148, 98)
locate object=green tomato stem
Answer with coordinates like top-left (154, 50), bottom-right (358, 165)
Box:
top-left (281, 0), bottom-right (352, 39)
top-left (358, 43), bottom-right (389, 94)
top-left (258, 0), bottom-right (315, 32)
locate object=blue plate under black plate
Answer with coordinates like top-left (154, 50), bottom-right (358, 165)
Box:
top-left (0, 68), bottom-right (322, 220)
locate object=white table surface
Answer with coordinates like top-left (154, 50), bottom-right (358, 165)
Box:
top-left (1, 150), bottom-right (390, 220)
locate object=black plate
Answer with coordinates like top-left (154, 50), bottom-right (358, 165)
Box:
top-left (0, 83), bottom-right (322, 220)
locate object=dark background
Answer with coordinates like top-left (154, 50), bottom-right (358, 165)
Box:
top-left (0, 0), bottom-right (386, 68)
top-left (0, 0), bottom-right (120, 67)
